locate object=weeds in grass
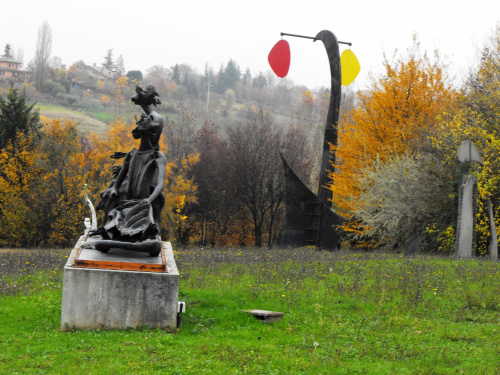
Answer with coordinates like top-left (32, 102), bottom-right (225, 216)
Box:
top-left (0, 249), bottom-right (67, 296)
top-left (1, 247), bottom-right (500, 373)
top-left (174, 247), bottom-right (500, 323)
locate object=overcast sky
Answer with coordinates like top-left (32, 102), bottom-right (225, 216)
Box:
top-left (1, 0), bottom-right (499, 91)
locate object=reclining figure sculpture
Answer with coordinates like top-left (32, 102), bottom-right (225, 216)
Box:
top-left (82, 84), bottom-right (167, 256)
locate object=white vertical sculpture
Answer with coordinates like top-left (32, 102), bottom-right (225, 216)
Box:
top-left (83, 183), bottom-right (97, 232)
top-left (456, 176), bottom-right (475, 259)
top-left (487, 199), bottom-right (498, 261)
top-left (455, 140), bottom-right (483, 259)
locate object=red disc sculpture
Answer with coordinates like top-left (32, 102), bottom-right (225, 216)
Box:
top-left (268, 40), bottom-right (291, 78)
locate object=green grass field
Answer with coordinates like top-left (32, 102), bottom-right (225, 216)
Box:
top-left (1, 247), bottom-right (499, 374)
top-left (36, 104), bottom-right (109, 134)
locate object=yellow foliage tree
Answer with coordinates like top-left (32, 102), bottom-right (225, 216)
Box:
top-left (330, 37), bottom-right (456, 216)
top-left (39, 118), bottom-right (88, 246)
top-left (101, 95), bottom-right (110, 106)
top-left (0, 134), bottom-right (44, 247)
top-left (328, 37), bottom-right (457, 247)
top-left (162, 154), bottom-right (199, 245)
top-left (431, 26), bottom-right (500, 253)
top-left (0, 115), bottom-right (200, 247)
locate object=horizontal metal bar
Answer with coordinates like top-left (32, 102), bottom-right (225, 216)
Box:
top-left (280, 32), bottom-right (352, 46)
top-left (280, 32), bottom-right (315, 40)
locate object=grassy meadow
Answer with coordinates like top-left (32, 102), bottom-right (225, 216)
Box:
top-left (1, 247), bottom-right (500, 374)
top-left (36, 104), bottom-right (109, 134)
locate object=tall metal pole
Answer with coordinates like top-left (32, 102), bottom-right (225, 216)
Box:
top-left (206, 80), bottom-right (212, 115)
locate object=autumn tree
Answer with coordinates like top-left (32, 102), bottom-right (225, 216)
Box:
top-left (0, 118), bottom-right (83, 247)
top-left (109, 76), bottom-right (136, 117)
top-left (115, 55), bottom-right (125, 77)
top-left (0, 110), bottom-right (201, 248)
top-left (159, 104), bottom-right (200, 244)
top-left (145, 65), bottom-right (171, 95)
top-left (163, 103), bottom-right (198, 162)
top-left (38, 119), bottom-right (90, 246)
top-left (34, 21), bottom-right (52, 90)
top-left (146, 65), bottom-right (170, 82)
top-left (431, 26), bottom-right (500, 254)
top-left (226, 107), bottom-right (313, 247)
top-left (0, 134), bottom-right (44, 247)
top-left (330, 36), bottom-right (457, 247)
top-left (348, 151), bottom-right (456, 250)
top-left (0, 84), bottom-right (41, 150)
top-left (191, 121), bottom-right (248, 246)
top-left (162, 153), bottom-right (199, 245)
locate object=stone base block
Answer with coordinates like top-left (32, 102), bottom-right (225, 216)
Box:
top-left (61, 236), bottom-right (179, 331)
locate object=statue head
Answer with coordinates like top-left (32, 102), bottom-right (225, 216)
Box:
top-left (131, 84), bottom-right (161, 108)
top-left (132, 113), bottom-right (164, 148)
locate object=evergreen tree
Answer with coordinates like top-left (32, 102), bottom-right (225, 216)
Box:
top-left (203, 63), bottom-right (215, 86)
top-left (126, 70), bottom-right (143, 82)
top-left (102, 49), bottom-right (115, 71)
top-left (182, 73), bottom-right (190, 87)
top-left (216, 59), bottom-right (240, 93)
top-left (243, 68), bottom-right (252, 84)
top-left (224, 59), bottom-right (240, 88)
top-left (3, 44), bottom-right (11, 58)
top-left (188, 77), bottom-right (199, 97)
top-left (214, 64), bottom-right (225, 93)
top-left (253, 72), bottom-right (267, 88)
top-left (172, 64), bottom-right (181, 85)
top-left (0, 84), bottom-right (41, 150)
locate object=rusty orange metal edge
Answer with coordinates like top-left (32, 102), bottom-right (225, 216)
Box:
top-left (74, 259), bottom-right (166, 272)
top-left (74, 241), bottom-right (167, 273)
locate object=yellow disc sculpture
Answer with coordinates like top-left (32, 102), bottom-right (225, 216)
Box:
top-left (341, 49), bottom-right (360, 86)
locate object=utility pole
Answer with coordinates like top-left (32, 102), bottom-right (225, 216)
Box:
top-left (206, 80), bottom-right (212, 116)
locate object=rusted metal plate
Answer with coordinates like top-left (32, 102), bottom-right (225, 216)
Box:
top-left (74, 240), bottom-right (167, 273)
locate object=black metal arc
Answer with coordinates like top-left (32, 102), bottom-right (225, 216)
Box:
top-left (277, 29), bottom-right (345, 250)
top-left (280, 32), bottom-right (352, 46)
top-left (313, 30), bottom-right (342, 206)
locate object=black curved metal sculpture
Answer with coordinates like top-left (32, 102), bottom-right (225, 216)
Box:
top-left (277, 30), bottom-right (346, 250)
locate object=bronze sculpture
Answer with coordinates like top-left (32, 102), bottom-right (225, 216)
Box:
top-left (82, 84), bottom-right (167, 256)
top-left (277, 30), bottom-right (346, 250)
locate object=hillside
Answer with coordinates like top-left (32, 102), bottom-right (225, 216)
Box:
top-left (37, 104), bottom-right (108, 134)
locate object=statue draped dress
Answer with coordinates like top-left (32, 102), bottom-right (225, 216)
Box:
top-left (103, 148), bottom-right (165, 242)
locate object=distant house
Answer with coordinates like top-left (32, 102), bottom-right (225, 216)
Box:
top-left (86, 63), bottom-right (116, 80)
top-left (0, 57), bottom-right (30, 80)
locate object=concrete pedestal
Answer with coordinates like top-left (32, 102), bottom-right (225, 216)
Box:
top-left (61, 236), bottom-right (179, 331)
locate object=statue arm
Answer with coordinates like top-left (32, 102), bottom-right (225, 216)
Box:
top-left (147, 153), bottom-right (167, 204)
top-left (111, 152), bottom-right (132, 197)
